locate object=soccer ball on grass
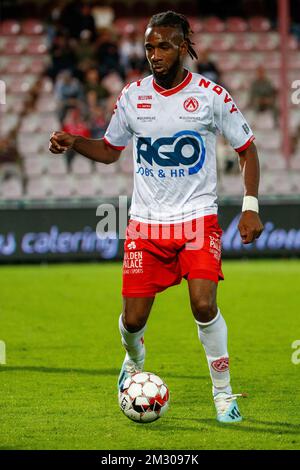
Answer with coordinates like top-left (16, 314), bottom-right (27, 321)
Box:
top-left (119, 372), bottom-right (169, 423)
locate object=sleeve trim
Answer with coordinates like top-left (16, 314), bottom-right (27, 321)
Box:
top-left (103, 137), bottom-right (125, 151)
top-left (235, 136), bottom-right (255, 153)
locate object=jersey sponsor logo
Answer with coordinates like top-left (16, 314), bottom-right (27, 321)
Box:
top-left (137, 103), bottom-right (152, 109)
top-left (137, 130), bottom-right (206, 175)
top-left (184, 97), bottom-right (199, 112)
top-left (211, 357), bottom-right (229, 372)
top-left (138, 95), bottom-right (152, 100)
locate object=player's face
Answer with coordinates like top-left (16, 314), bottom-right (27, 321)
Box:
top-left (144, 26), bottom-right (187, 81)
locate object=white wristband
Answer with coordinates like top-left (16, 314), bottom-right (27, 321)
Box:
top-left (242, 196), bottom-right (259, 213)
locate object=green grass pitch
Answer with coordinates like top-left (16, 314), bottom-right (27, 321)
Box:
top-left (0, 260), bottom-right (300, 450)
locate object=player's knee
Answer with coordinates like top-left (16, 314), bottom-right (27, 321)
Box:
top-left (122, 312), bottom-right (147, 333)
top-left (191, 298), bottom-right (217, 323)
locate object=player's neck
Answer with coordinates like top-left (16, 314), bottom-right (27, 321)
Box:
top-left (154, 68), bottom-right (188, 91)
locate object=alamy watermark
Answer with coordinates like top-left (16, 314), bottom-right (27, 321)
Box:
top-left (95, 196), bottom-right (215, 250)
top-left (291, 340), bottom-right (300, 365)
top-left (291, 80), bottom-right (300, 105)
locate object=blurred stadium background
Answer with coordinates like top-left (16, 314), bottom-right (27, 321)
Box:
top-left (0, 0), bottom-right (300, 262)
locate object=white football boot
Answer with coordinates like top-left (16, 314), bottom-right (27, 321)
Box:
top-left (214, 392), bottom-right (247, 423)
top-left (118, 350), bottom-right (145, 392)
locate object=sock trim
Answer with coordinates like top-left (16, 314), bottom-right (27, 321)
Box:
top-left (195, 308), bottom-right (220, 328)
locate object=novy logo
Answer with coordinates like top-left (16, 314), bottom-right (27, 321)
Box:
top-left (137, 130), bottom-right (206, 174)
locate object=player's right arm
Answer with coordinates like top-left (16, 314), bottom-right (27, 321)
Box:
top-left (49, 132), bottom-right (121, 164)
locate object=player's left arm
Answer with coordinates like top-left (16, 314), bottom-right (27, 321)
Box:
top-left (238, 142), bottom-right (264, 244)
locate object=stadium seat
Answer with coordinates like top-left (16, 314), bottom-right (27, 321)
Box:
top-left (46, 156), bottom-right (68, 176)
top-left (0, 113), bottom-right (19, 136)
top-left (36, 95), bottom-right (58, 113)
top-left (255, 32), bottom-right (279, 51)
top-left (248, 17), bottom-right (271, 32)
top-left (289, 52), bottom-right (300, 70)
top-left (262, 152), bottom-right (286, 170)
top-left (1, 177), bottom-right (23, 199)
top-left (26, 176), bottom-right (50, 199)
top-left (0, 20), bottom-right (21, 35)
top-left (219, 174), bottom-right (243, 196)
top-left (288, 35), bottom-right (299, 50)
top-left (226, 17), bottom-right (248, 33)
top-left (209, 35), bottom-right (234, 52)
top-left (222, 71), bottom-right (249, 91)
top-left (187, 17), bottom-right (204, 34)
top-left (23, 156), bottom-right (47, 177)
top-left (6, 57), bottom-right (29, 74)
top-left (290, 156), bottom-right (300, 170)
top-left (217, 54), bottom-right (238, 72)
top-left (17, 132), bottom-right (47, 156)
top-left (263, 52), bottom-right (281, 70)
top-left (203, 17), bottom-right (225, 33)
top-left (39, 114), bottom-right (60, 131)
top-left (290, 109), bottom-right (300, 130)
top-left (95, 162), bottom-right (116, 175)
top-left (251, 111), bottom-right (275, 130)
top-left (30, 57), bottom-right (47, 74)
top-left (39, 77), bottom-right (54, 94)
top-left (9, 75), bottom-right (37, 93)
top-left (48, 175), bottom-right (74, 198)
top-left (73, 175), bottom-right (98, 197)
top-left (71, 155), bottom-right (93, 175)
top-left (22, 19), bottom-right (44, 35)
top-left (238, 53), bottom-right (260, 70)
top-left (26, 37), bottom-right (48, 54)
top-left (19, 114), bottom-right (41, 133)
top-left (5, 37), bottom-right (26, 55)
top-left (233, 34), bottom-right (256, 51)
top-left (0, 56), bottom-right (10, 72)
top-left (99, 175), bottom-right (126, 197)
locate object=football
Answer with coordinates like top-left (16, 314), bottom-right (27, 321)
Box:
top-left (118, 372), bottom-right (170, 423)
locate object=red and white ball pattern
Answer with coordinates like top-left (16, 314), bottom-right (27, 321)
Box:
top-left (119, 372), bottom-right (170, 423)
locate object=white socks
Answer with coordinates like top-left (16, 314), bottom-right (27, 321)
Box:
top-left (119, 314), bottom-right (146, 362)
top-left (196, 309), bottom-right (232, 397)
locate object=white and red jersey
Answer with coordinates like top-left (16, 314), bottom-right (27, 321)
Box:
top-left (104, 71), bottom-right (254, 223)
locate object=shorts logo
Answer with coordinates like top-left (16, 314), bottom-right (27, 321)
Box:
top-left (211, 357), bottom-right (229, 372)
top-left (128, 241), bottom-right (136, 250)
top-left (184, 97), bottom-right (199, 113)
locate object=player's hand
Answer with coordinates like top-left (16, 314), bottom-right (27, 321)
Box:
top-left (49, 131), bottom-right (76, 154)
top-left (238, 211), bottom-right (264, 244)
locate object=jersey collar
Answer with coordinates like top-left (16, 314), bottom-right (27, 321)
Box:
top-left (152, 70), bottom-right (192, 97)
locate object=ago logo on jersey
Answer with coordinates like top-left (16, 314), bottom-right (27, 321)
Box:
top-left (136, 130), bottom-right (206, 175)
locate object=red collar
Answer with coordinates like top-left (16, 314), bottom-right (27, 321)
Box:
top-left (152, 70), bottom-right (192, 97)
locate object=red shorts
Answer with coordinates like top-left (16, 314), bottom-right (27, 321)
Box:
top-left (122, 214), bottom-right (224, 297)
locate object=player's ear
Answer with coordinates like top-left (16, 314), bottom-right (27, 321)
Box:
top-left (179, 40), bottom-right (188, 57)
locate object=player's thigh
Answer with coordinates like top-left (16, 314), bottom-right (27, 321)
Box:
top-left (188, 278), bottom-right (218, 323)
top-left (122, 296), bottom-right (155, 332)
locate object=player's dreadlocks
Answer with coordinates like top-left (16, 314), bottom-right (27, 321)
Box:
top-left (147, 11), bottom-right (198, 61)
